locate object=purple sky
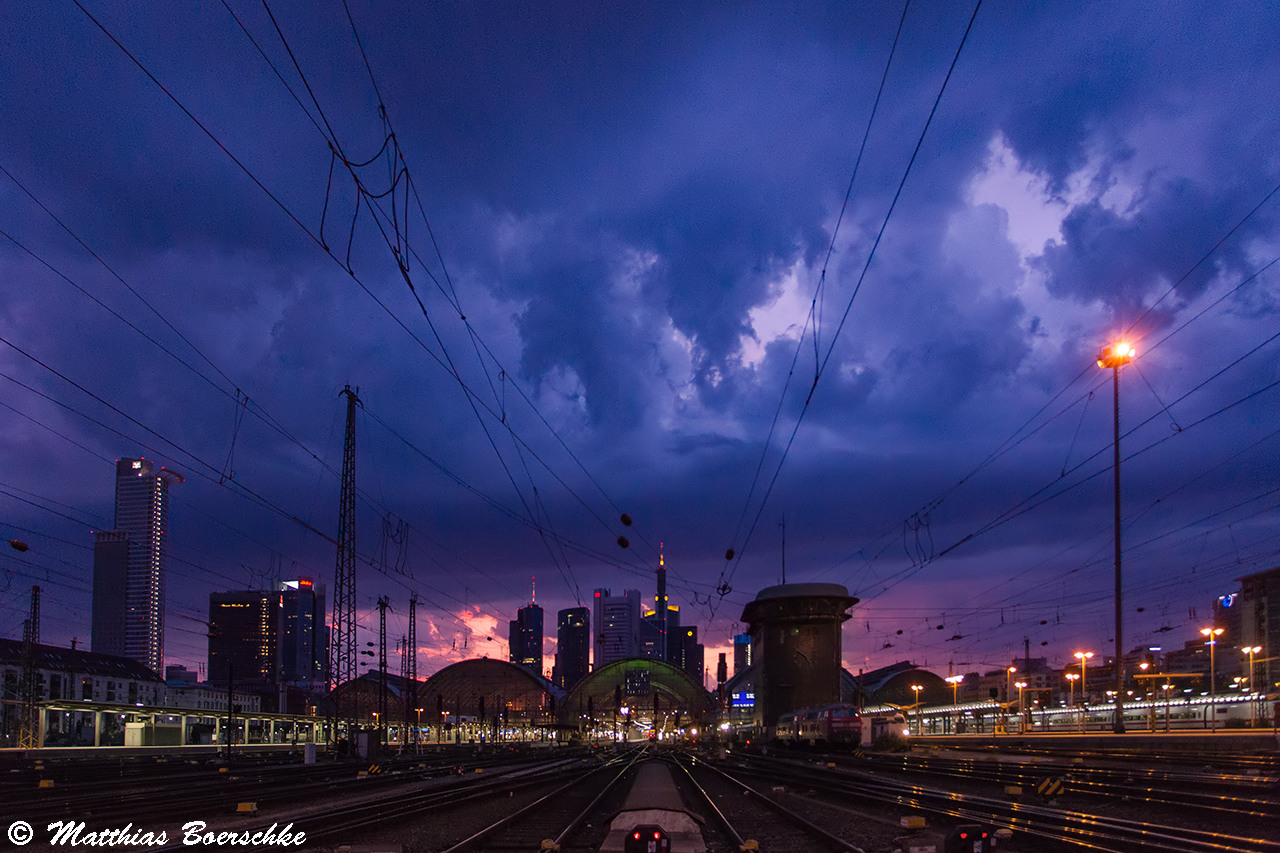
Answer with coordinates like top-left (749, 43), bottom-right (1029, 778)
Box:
top-left (2, 2), bottom-right (1278, 685)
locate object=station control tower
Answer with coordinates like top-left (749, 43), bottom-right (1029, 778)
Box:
top-left (740, 583), bottom-right (858, 729)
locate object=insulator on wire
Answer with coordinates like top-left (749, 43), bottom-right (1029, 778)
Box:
top-left (617, 536), bottom-right (629, 549)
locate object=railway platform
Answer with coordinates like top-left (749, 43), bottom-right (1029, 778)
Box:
top-left (600, 761), bottom-right (703, 852)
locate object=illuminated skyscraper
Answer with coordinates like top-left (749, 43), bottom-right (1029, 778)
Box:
top-left (553, 606), bottom-right (589, 690)
top-left (91, 458), bottom-right (182, 673)
top-left (508, 602), bottom-right (544, 676)
top-left (592, 588), bottom-right (640, 668)
top-left (207, 577), bottom-right (327, 690)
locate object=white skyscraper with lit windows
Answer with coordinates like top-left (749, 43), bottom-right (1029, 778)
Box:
top-left (91, 457), bottom-right (182, 673)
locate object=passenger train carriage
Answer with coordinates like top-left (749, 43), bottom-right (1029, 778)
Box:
top-left (775, 703), bottom-right (862, 745)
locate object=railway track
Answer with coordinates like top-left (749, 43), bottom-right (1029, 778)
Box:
top-left (437, 747), bottom-right (646, 852)
top-left (137, 752), bottom-right (611, 853)
top-left (5, 746), bottom-right (594, 843)
top-left (849, 748), bottom-right (1280, 821)
top-left (720, 752), bottom-right (1280, 852)
top-left (674, 753), bottom-right (874, 852)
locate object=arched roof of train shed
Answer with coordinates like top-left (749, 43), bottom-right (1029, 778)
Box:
top-left (419, 658), bottom-right (559, 721)
top-left (560, 658), bottom-right (713, 726)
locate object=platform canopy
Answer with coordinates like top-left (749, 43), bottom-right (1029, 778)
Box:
top-left (559, 657), bottom-right (714, 731)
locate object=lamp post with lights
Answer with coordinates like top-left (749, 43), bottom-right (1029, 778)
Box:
top-left (1064, 672), bottom-right (1079, 729)
top-left (1098, 339), bottom-right (1134, 733)
top-left (1241, 646), bottom-right (1262, 728)
top-left (1001, 667), bottom-right (1016, 734)
top-left (1200, 627), bottom-right (1224, 731)
top-left (1074, 651), bottom-right (1093, 731)
top-left (945, 675), bottom-right (964, 733)
top-left (1014, 681), bottom-right (1028, 733)
top-left (910, 684), bottom-right (923, 735)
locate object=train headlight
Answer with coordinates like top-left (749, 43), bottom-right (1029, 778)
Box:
top-left (902, 727), bottom-right (911, 737)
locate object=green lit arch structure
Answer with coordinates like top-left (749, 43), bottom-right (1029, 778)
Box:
top-left (560, 658), bottom-right (714, 734)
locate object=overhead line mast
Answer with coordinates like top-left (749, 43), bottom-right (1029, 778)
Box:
top-left (330, 386), bottom-right (361, 703)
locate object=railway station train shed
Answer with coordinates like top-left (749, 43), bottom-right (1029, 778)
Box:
top-left (849, 661), bottom-right (950, 707)
top-left (559, 657), bottom-right (714, 738)
top-left (419, 658), bottom-right (561, 735)
top-left (328, 669), bottom-right (420, 726)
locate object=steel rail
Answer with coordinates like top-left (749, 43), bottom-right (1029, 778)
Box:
top-left (853, 751), bottom-right (1278, 819)
top-left (438, 746), bottom-right (647, 853)
top-left (682, 753), bottom-right (868, 853)
top-left (730, 754), bottom-right (1280, 853)
top-left (142, 756), bottom-right (600, 853)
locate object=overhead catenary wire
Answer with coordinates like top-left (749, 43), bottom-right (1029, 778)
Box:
top-left (716, 0), bottom-right (986, 603)
top-left (54, 1), bottom-right (660, 614)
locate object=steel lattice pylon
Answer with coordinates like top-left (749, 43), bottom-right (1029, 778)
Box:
top-left (18, 585), bottom-right (40, 749)
top-left (330, 387), bottom-right (360, 708)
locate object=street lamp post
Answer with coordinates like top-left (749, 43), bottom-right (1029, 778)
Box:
top-left (910, 684), bottom-right (923, 735)
top-left (1162, 683), bottom-right (1172, 732)
top-left (1098, 340), bottom-right (1134, 734)
top-left (1201, 627), bottom-right (1224, 731)
top-left (1242, 646), bottom-right (1262, 728)
top-left (945, 675), bottom-right (964, 734)
top-left (1003, 667), bottom-right (1016, 734)
top-left (1074, 651), bottom-right (1093, 732)
top-left (1014, 681), bottom-right (1028, 733)
top-left (1064, 672), bottom-right (1079, 730)
top-left (414, 707), bottom-right (423, 749)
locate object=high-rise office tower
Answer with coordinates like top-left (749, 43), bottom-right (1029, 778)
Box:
top-left (278, 578), bottom-right (327, 683)
top-left (208, 577), bottom-right (327, 689)
top-left (592, 588), bottom-right (640, 668)
top-left (733, 632), bottom-right (752, 676)
top-left (508, 602), bottom-right (544, 676)
top-left (671, 625), bottom-right (704, 685)
top-left (208, 590), bottom-right (277, 687)
top-left (553, 606), bottom-right (590, 690)
top-left (640, 603), bottom-right (680, 661)
top-left (656, 548), bottom-right (668, 660)
top-left (91, 457), bottom-right (182, 673)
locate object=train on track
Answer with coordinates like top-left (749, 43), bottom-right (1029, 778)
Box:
top-left (774, 703), bottom-right (863, 745)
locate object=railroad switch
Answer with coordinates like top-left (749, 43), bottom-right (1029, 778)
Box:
top-left (38, 779), bottom-right (54, 789)
top-left (899, 816), bottom-right (927, 830)
top-left (539, 840), bottom-right (560, 851)
top-left (738, 841), bottom-right (759, 851)
top-left (235, 803), bottom-right (258, 814)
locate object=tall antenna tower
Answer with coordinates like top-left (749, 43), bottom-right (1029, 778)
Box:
top-left (330, 386), bottom-right (360, 694)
